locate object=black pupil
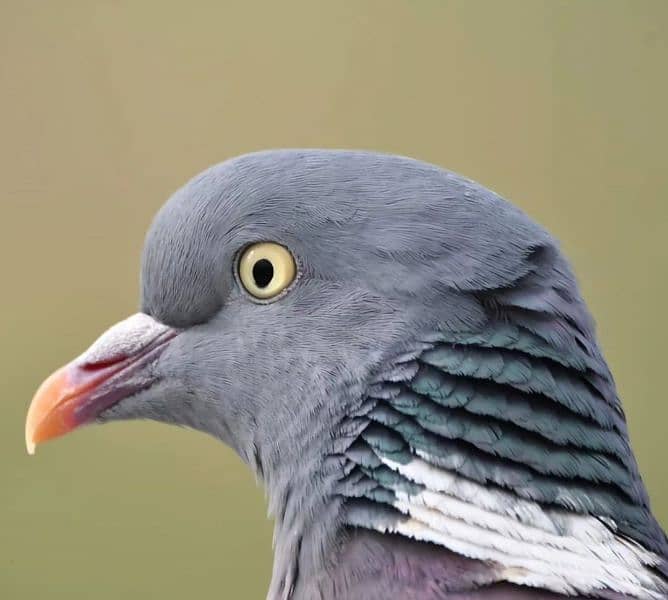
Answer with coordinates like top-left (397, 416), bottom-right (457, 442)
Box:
top-left (252, 259), bottom-right (274, 288)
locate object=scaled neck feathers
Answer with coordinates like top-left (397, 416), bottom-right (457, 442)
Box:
top-left (266, 243), bottom-right (668, 600)
top-left (336, 245), bottom-right (668, 599)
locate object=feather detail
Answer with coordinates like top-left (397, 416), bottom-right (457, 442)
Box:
top-left (341, 318), bottom-right (667, 598)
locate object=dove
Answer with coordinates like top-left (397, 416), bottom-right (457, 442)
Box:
top-left (26, 150), bottom-right (668, 599)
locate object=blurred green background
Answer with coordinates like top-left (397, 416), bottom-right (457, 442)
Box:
top-left (1, 1), bottom-right (666, 598)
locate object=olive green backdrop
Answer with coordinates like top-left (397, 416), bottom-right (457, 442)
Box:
top-left (1, 1), bottom-right (666, 598)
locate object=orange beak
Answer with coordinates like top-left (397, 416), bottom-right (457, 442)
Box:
top-left (25, 313), bottom-right (178, 454)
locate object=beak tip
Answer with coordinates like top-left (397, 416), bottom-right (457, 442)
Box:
top-left (25, 421), bottom-right (36, 455)
top-left (25, 419), bottom-right (37, 455)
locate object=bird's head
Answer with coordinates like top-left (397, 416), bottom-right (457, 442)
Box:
top-left (27, 150), bottom-right (550, 465)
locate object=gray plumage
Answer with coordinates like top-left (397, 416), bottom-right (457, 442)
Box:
top-left (97, 150), bottom-right (667, 599)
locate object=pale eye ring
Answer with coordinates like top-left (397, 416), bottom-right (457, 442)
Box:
top-left (237, 242), bottom-right (297, 300)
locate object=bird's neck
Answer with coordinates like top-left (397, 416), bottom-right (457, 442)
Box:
top-left (260, 385), bottom-right (371, 600)
top-left (264, 469), bottom-right (341, 600)
top-left (260, 409), bottom-right (517, 600)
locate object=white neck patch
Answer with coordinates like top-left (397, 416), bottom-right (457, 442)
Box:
top-left (367, 454), bottom-right (665, 599)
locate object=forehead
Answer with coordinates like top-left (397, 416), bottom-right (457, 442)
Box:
top-left (139, 151), bottom-right (430, 324)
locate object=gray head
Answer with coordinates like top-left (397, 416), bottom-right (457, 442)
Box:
top-left (135, 150), bottom-right (552, 447)
top-left (26, 150), bottom-right (666, 599)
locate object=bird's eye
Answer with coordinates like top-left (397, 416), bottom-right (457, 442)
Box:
top-left (237, 242), bottom-right (297, 300)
